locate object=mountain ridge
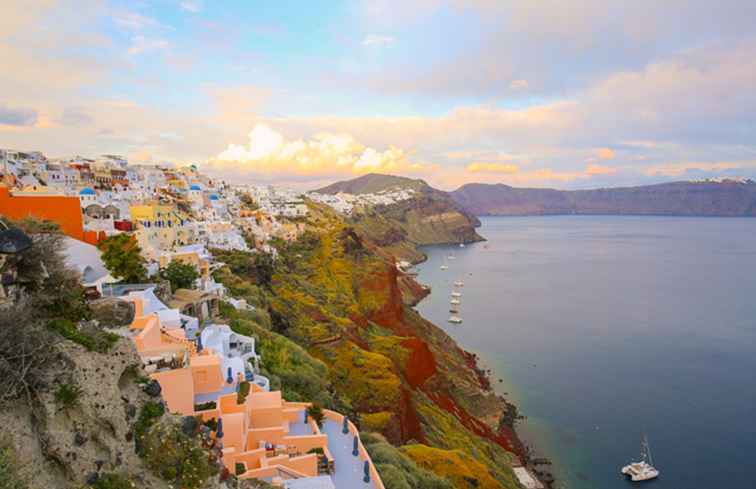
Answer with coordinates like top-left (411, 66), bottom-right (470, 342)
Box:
top-left (450, 179), bottom-right (756, 216)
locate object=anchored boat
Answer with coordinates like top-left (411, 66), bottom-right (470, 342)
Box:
top-left (440, 265), bottom-right (448, 270)
top-left (448, 316), bottom-right (463, 324)
top-left (450, 298), bottom-right (461, 305)
top-left (621, 434), bottom-right (659, 482)
top-left (453, 280), bottom-right (464, 287)
top-left (451, 292), bottom-right (462, 298)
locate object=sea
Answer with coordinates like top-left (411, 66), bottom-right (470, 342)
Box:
top-left (414, 216), bottom-right (756, 489)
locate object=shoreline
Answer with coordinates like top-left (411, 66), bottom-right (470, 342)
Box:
top-left (410, 242), bottom-right (556, 489)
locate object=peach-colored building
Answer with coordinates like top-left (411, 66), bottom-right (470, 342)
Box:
top-left (123, 288), bottom-right (384, 488)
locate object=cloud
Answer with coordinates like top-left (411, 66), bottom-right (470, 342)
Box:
top-left (0, 105), bottom-right (38, 126)
top-left (643, 162), bottom-right (742, 177)
top-left (585, 164), bottom-right (617, 176)
top-left (180, 1), bottom-right (202, 13)
top-left (509, 79), bottom-right (529, 90)
top-left (596, 147), bottom-right (615, 160)
top-left (210, 123), bottom-right (429, 181)
top-left (127, 36), bottom-right (170, 55)
top-left (362, 34), bottom-right (395, 46)
top-left (466, 162), bottom-right (520, 174)
top-left (113, 11), bottom-right (164, 31)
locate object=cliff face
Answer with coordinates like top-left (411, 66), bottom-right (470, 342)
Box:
top-left (0, 338), bottom-right (169, 489)
top-left (220, 204), bottom-right (521, 489)
top-left (318, 174), bottom-right (483, 263)
top-left (451, 180), bottom-right (756, 216)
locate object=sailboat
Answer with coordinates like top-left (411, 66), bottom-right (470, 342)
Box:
top-left (448, 316), bottom-right (463, 324)
top-left (451, 292), bottom-right (462, 298)
top-left (621, 434), bottom-right (659, 481)
top-left (453, 280), bottom-right (464, 287)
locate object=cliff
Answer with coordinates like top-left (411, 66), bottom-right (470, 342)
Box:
top-left (316, 173), bottom-right (484, 263)
top-left (451, 180), bottom-right (756, 216)
top-left (213, 204), bottom-right (524, 489)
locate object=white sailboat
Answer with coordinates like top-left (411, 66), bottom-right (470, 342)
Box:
top-left (451, 292), bottom-right (462, 298)
top-left (440, 265), bottom-right (449, 270)
top-left (448, 316), bottom-right (463, 324)
top-left (450, 298), bottom-right (461, 305)
top-left (453, 280), bottom-right (464, 287)
top-left (621, 434), bottom-right (659, 481)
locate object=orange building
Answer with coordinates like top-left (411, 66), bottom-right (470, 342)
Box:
top-left (0, 184), bottom-right (85, 241)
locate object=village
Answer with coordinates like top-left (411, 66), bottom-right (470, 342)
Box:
top-left (0, 147), bottom-right (392, 489)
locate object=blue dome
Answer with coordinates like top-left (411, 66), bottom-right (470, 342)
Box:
top-left (190, 184), bottom-right (201, 191)
top-left (209, 194), bottom-right (219, 200)
top-left (79, 187), bottom-right (95, 195)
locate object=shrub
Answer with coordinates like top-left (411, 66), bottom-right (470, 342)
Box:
top-left (90, 473), bottom-right (133, 489)
top-left (307, 404), bottom-right (324, 428)
top-left (133, 401), bottom-right (164, 455)
top-left (236, 381), bottom-right (250, 404)
top-left (360, 433), bottom-right (454, 489)
top-left (54, 383), bottom-right (81, 410)
top-left (235, 462), bottom-right (246, 476)
top-left (194, 401), bottom-right (216, 411)
top-left (0, 436), bottom-right (27, 489)
top-left (47, 319), bottom-right (119, 353)
top-left (141, 419), bottom-right (217, 489)
top-left (97, 234), bottom-right (147, 283)
top-left (161, 260), bottom-right (199, 292)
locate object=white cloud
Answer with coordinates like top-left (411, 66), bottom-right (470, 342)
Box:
top-left (127, 36), bottom-right (170, 55)
top-left (180, 1), bottom-right (202, 13)
top-left (362, 34), bottom-right (396, 46)
top-left (212, 123), bottom-right (429, 180)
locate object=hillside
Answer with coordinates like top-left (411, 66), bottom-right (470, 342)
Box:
top-left (316, 173), bottom-right (428, 195)
top-left (451, 180), bottom-right (756, 216)
top-left (212, 203), bottom-right (531, 489)
top-left (315, 174), bottom-right (483, 263)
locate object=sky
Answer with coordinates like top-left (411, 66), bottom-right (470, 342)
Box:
top-left (2, 0), bottom-right (756, 190)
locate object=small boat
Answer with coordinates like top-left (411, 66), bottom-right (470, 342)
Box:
top-left (448, 316), bottom-right (463, 324)
top-left (459, 243), bottom-right (465, 248)
top-left (449, 308), bottom-right (459, 314)
top-left (440, 265), bottom-right (448, 270)
top-left (451, 292), bottom-right (462, 298)
top-left (450, 299), bottom-right (461, 305)
top-left (453, 280), bottom-right (464, 287)
top-left (448, 255), bottom-right (456, 260)
top-left (621, 434), bottom-right (659, 482)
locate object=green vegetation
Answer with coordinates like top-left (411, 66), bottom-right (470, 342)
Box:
top-left (161, 260), bottom-right (199, 291)
top-left (141, 419), bottom-right (217, 489)
top-left (98, 234), bottom-right (147, 283)
top-left (402, 444), bottom-right (503, 489)
top-left (194, 401), bottom-right (216, 411)
top-left (360, 433), bottom-right (453, 489)
top-left (236, 381), bottom-right (250, 404)
top-left (306, 403), bottom-right (324, 428)
top-left (54, 382), bottom-right (82, 410)
top-left (0, 437), bottom-right (26, 489)
top-left (89, 473), bottom-right (133, 489)
top-left (133, 401), bottom-right (164, 456)
top-left (47, 319), bottom-right (119, 353)
top-left (235, 462), bottom-right (245, 476)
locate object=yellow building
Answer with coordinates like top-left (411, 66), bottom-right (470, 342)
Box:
top-left (130, 202), bottom-right (193, 255)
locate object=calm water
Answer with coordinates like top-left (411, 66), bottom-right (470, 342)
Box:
top-left (415, 216), bottom-right (756, 489)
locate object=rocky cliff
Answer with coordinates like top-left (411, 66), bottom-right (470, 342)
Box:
top-left (451, 180), bottom-right (756, 216)
top-left (316, 173), bottom-right (483, 263)
top-left (213, 203), bottom-right (525, 489)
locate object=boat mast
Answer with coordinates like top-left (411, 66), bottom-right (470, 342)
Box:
top-left (642, 434), bottom-right (654, 466)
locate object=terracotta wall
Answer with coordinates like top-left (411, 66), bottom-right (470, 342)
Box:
top-left (152, 368), bottom-right (195, 414)
top-left (0, 185), bottom-right (85, 240)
